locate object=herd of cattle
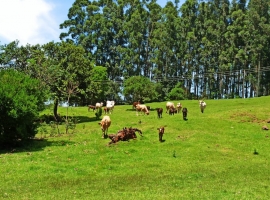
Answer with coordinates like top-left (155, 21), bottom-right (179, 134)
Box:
top-left (88, 100), bottom-right (207, 145)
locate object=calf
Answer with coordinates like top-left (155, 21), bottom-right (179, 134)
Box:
top-left (157, 127), bottom-right (165, 142)
top-left (169, 107), bottom-right (176, 115)
top-left (98, 115), bottom-right (111, 138)
top-left (199, 100), bottom-right (207, 113)
top-left (156, 108), bottom-right (163, 118)
top-left (182, 107), bottom-right (188, 120)
top-left (104, 107), bottom-right (112, 114)
top-left (176, 102), bottom-right (182, 113)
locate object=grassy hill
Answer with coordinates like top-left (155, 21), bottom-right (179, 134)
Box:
top-left (1, 97), bottom-right (270, 199)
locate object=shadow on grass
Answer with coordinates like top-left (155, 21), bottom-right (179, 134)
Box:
top-left (125, 108), bottom-right (158, 112)
top-left (0, 138), bottom-right (75, 154)
top-left (73, 115), bottom-right (100, 123)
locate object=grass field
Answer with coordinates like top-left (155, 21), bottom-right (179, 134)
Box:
top-left (1, 97), bottom-right (270, 199)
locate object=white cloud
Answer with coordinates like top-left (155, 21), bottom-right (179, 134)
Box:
top-left (0, 0), bottom-right (59, 45)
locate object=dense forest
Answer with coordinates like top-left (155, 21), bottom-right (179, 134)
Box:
top-left (1, 0), bottom-right (270, 104)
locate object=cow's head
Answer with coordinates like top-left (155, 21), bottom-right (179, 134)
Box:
top-left (157, 127), bottom-right (164, 134)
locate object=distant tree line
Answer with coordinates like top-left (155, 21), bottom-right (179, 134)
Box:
top-left (1, 0), bottom-right (270, 104)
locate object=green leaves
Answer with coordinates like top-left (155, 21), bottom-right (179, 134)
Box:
top-left (0, 69), bottom-right (49, 146)
top-left (123, 76), bottom-right (159, 102)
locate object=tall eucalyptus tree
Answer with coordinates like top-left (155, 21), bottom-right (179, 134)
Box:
top-left (247, 0), bottom-right (270, 96)
top-left (179, 0), bottom-right (199, 96)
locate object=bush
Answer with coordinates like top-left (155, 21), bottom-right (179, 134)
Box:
top-left (0, 69), bottom-right (48, 147)
top-left (166, 82), bottom-right (187, 100)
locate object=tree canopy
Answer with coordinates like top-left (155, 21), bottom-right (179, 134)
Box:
top-left (1, 0), bottom-right (270, 101)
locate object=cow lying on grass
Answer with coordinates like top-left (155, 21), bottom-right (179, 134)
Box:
top-left (108, 127), bottom-right (143, 145)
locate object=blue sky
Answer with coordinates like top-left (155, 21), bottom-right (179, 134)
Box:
top-left (0, 0), bottom-right (175, 46)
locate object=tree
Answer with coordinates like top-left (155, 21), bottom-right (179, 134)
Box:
top-left (123, 76), bottom-right (159, 102)
top-left (166, 82), bottom-right (187, 100)
top-left (0, 69), bottom-right (49, 147)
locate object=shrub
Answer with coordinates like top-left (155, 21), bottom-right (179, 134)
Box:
top-left (166, 82), bottom-right (187, 100)
top-left (0, 69), bottom-right (48, 147)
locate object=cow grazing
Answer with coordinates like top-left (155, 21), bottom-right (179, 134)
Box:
top-left (182, 107), bottom-right (188, 120)
top-left (136, 104), bottom-right (149, 116)
top-left (176, 102), bottom-right (182, 113)
top-left (88, 105), bottom-right (96, 112)
top-left (199, 100), bottom-right (207, 113)
top-left (156, 108), bottom-right (163, 118)
top-left (157, 127), bottom-right (165, 142)
top-left (166, 102), bottom-right (175, 113)
top-left (146, 106), bottom-right (150, 111)
top-left (98, 115), bottom-right (111, 138)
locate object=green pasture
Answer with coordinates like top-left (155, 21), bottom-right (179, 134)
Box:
top-left (1, 97), bottom-right (270, 199)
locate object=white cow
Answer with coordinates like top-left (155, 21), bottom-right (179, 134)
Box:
top-left (106, 100), bottom-right (115, 114)
top-left (136, 104), bottom-right (149, 116)
top-left (166, 102), bottom-right (175, 113)
top-left (199, 100), bottom-right (207, 113)
top-left (98, 115), bottom-right (111, 138)
top-left (176, 102), bottom-right (182, 113)
top-left (95, 102), bottom-right (103, 109)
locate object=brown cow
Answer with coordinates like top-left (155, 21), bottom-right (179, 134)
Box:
top-left (156, 108), bottom-right (163, 118)
top-left (157, 127), bottom-right (165, 142)
top-left (169, 107), bottom-right (176, 115)
top-left (104, 107), bottom-right (113, 114)
top-left (98, 115), bottom-right (111, 138)
top-left (182, 107), bottom-right (188, 120)
top-left (132, 101), bottom-right (140, 109)
top-left (108, 127), bottom-right (142, 145)
top-left (88, 105), bottom-right (96, 112)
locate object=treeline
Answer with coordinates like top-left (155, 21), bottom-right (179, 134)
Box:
top-left (1, 0), bottom-right (270, 103)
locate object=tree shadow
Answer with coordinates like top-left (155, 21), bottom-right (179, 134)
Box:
top-left (125, 109), bottom-right (136, 111)
top-left (0, 138), bottom-right (75, 154)
top-left (74, 115), bottom-right (100, 123)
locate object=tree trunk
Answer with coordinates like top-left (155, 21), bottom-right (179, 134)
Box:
top-left (53, 97), bottom-right (59, 122)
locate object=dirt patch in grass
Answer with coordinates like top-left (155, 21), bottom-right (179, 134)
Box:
top-left (230, 112), bottom-right (267, 124)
